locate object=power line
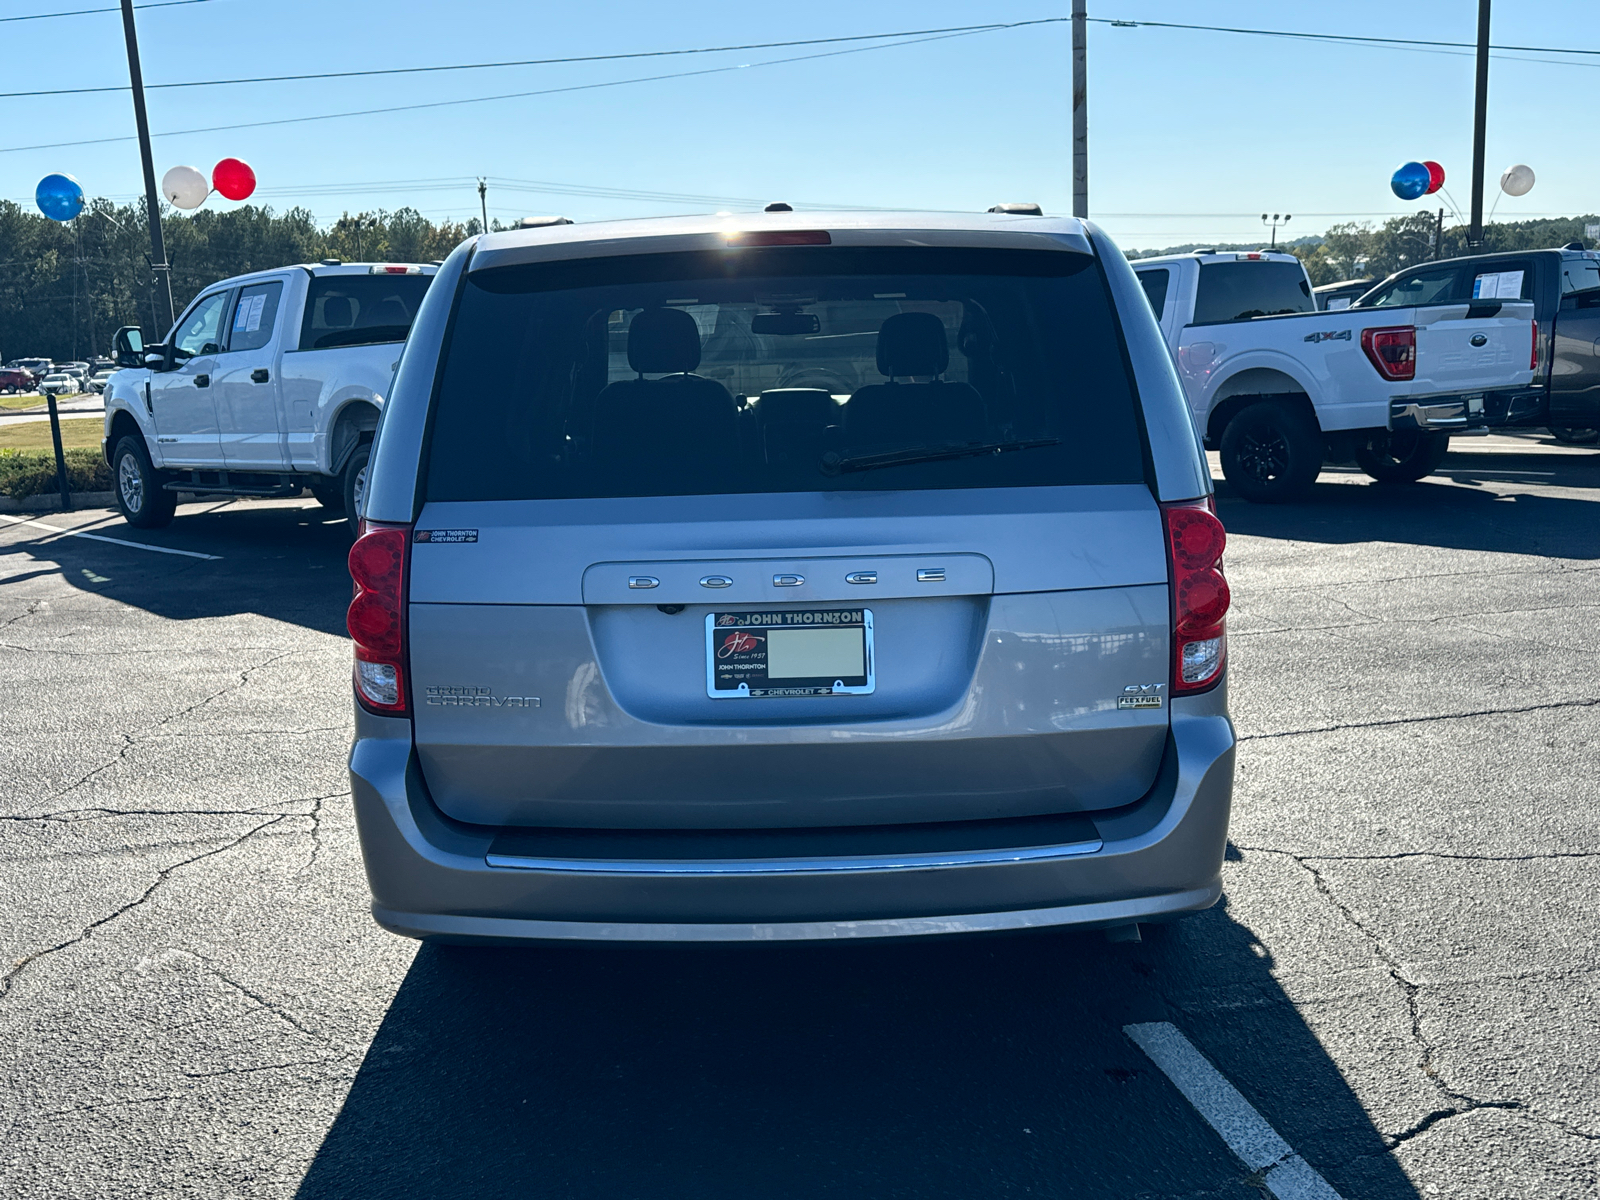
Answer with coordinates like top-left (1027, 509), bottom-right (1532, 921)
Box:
top-left (0, 18), bottom-right (1061, 99)
top-left (1, 0), bottom-right (214, 24)
top-left (0, 26), bottom-right (1000, 155)
top-left (6, 12), bottom-right (1600, 100)
top-left (1091, 16), bottom-right (1600, 57)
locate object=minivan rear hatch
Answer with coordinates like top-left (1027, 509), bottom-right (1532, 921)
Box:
top-left (407, 239), bottom-right (1172, 829)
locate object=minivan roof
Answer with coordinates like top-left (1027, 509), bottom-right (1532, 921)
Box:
top-left (470, 210), bottom-right (1095, 272)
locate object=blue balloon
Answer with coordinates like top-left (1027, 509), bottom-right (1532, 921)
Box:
top-left (36, 173), bottom-right (85, 221)
top-left (1390, 161), bottom-right (1431, 201)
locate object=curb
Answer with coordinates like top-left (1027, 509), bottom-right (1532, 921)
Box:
top-left (0, 491), bottom-right (204, 513)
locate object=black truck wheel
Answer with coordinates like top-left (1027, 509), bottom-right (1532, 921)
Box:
top-left (1218, 400), bottom-right (1324, 503)
top-left (308, 481), bottom-right (345, 512)
top-left (112, 436), bottom-right (177, 529)
top-left (1548, 425), bottom-right (1600, 445)
top-left (1355, 431), bottom-right (1451, 482)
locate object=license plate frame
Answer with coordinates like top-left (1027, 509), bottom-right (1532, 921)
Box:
top-left (705, 608), bottom-right (874, 699)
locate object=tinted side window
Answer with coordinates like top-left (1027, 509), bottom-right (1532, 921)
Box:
top-left (298, 275), bottom-right (432, 350)
top-left (225, 281), bottom-right (283, 353)
top-left (172, 291), bottom-right (231, 357)
top-left (1192, 262), bottom-right (1312, 323)
top-left (1137, 269), bottom-right (1170, 317)
top-left (1469, 261), bottom-right (1532, 301)
top-left (1361, 267), bottom-right (1463, 308)
top-left (1560, 260), bottom-right (1600, 296)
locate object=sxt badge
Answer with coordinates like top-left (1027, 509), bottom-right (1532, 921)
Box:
top-left (1118, 683), bottom-right (1165, 710)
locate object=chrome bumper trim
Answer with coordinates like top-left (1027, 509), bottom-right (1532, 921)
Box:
top-left (1390, 395), bottom-right (1483, 431)
top-left (484, 837), bottom-right (1104, 876)
top-left (375, 881), bottom-right (1219, 943)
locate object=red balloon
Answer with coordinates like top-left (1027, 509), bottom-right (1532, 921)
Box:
top-left (212, 157), bottom-right (256, 202)
top-left (1423, 160), bottom-right (1445, 195)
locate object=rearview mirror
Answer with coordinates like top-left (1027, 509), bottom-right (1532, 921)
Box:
top-left (112, 325), bottom-right (144, 368)
top-left (751, 311), bottom-right (821, 336)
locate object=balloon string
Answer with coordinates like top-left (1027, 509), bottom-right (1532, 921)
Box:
top-left (1436, 187), bottom-right (1466, 226)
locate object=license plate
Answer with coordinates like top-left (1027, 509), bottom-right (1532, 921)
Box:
top-left (706, 608), bottom-right (874, 698)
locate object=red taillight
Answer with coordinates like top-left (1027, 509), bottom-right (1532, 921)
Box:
top-left (723, 230), bottom-right (832, 246)
top-left (1360, 325), bottom-right (1416, 381)
top-left (1162, 498), bottom-right (1230, 694)
top-left (348, 521), bottom-right (410, 713)
top-left (1530, 320), bottom-right (1539, 371)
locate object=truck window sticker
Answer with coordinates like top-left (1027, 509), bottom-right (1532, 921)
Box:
top-left (1472, 270), bottom-right (1524, 300)
top-left (232, 292), bottom-right (267, 334)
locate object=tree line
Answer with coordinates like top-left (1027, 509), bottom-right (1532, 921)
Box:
top-left (3, 197), bottom-right (1596, 362)
top-left (0, 199), bottom-right (480, 362)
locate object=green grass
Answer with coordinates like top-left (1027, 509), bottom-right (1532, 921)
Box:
top-left (0, 426), bottom-right (112, 498)
top-left (0, 418), bottom-right (104, 453)
top-left (0, 393), bottom-right (46, 410)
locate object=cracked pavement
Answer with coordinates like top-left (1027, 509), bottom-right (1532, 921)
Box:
top-left (2, 445), bottom-right (1598, 1198)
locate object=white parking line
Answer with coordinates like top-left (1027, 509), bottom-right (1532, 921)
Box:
top-left (1124, 1022), bottom-right (1343, 1200)
top-left (0, 513), bottom-right (222, 561)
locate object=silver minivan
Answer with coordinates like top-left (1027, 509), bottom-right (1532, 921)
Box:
top-left (347, 210), bottom-right (1234, 942)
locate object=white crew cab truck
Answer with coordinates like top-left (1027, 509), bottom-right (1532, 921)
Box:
top-left (1134, 251), bottom-right (1539, 501)
top-left (104, 261), bottom-right (437, 530)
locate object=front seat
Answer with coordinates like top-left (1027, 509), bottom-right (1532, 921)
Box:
top-left (593, 308), bottom-right (739, 483)
top-left (844, 311), bottom-right (985, 449)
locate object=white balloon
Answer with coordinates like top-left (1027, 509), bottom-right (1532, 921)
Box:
top-left (1499, 163), bottom-right (1535, 198)
top-left (161, 164), bottom-right (209, 210)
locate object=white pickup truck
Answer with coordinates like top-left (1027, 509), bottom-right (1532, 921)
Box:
top-left (104, 260), bottom-right (437, 531)
top-left (1133, 250), bottom-right (1539, 501)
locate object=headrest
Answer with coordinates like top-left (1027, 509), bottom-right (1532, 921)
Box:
top-left (876, 312), bottom-right (948, 378)
top-left (322, 296), bottom-right (354, 328)
top-left (359, 297), bottom-right (410, 327)
top-left (628, 308), bottom-right (702, 374)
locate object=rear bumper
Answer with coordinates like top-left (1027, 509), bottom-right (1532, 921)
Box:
top-left (1390, 387), bottom-right (1544, 433)
top-left (348, 692), bottom-right (1236, 943)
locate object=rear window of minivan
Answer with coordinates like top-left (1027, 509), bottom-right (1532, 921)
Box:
top-left (424, 246), bottom-right (1146, 501)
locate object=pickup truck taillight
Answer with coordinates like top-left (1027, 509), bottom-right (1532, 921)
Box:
top-left (1530, 319), bottom-right (1539, 371)
top-left (1360, 325), bottom-right (1416, 381)
top-left (348, 521), bottom-right (411, 714)
top-left (1162, 498), bottom-right (1230, 694)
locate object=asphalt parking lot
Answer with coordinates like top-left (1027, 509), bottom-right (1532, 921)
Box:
top-left (1, 437), bottom-right (1596, 1199)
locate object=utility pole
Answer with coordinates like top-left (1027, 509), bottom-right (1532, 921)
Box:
top-left (1468, 0), bottom-right (1491, 247)
top-left (1071, 0), bottom-right (1087, 219)
top-left (119, 0), bottom-right (175, 335)
top-left (478, 178), bottom-right (490, 235)
top-left (1434, 208), bottom-right (1445, 259)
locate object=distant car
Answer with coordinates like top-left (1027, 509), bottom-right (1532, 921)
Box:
top-left (89, 368), bottom-right (117, 394)
top-left (0, 367), bottom-right (35, 394)
top-left (39, 372), bottom-right (80, 396)
top-left (10, 357), bottom-right (52, 378)
top-left (1313, 278), bottom-right (1376, 311)
top-left (57, 362), bottom-right (91, 384)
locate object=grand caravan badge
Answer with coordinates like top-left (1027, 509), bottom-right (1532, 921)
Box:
top-left (426, 686), bottom-right (539, 708)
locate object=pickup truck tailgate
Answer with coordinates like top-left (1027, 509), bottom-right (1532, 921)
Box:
top-left (1405, 300), bottom-right (1537, 396)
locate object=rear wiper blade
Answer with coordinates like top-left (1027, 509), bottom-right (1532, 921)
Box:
top-left (821, 437), bottom-right (1061, 475)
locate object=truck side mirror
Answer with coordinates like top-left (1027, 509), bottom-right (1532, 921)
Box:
top-left (113, 326), bottom-right (145, 368)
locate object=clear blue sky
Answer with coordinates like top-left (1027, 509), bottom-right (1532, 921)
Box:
top-left (4, 0), bottom-right (1595, 251)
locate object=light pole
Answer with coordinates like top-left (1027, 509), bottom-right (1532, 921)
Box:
top-left (478, 178), bottom-right (489, 235)
top-left (1262, 213), bottom-right (1291, 248)
top-left (118, 0), bottom-right (175, 335)
top-left (1071, 0), bottom-right (1087, 219)
top-left (1468, 0), bottom-right (1491, 247)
